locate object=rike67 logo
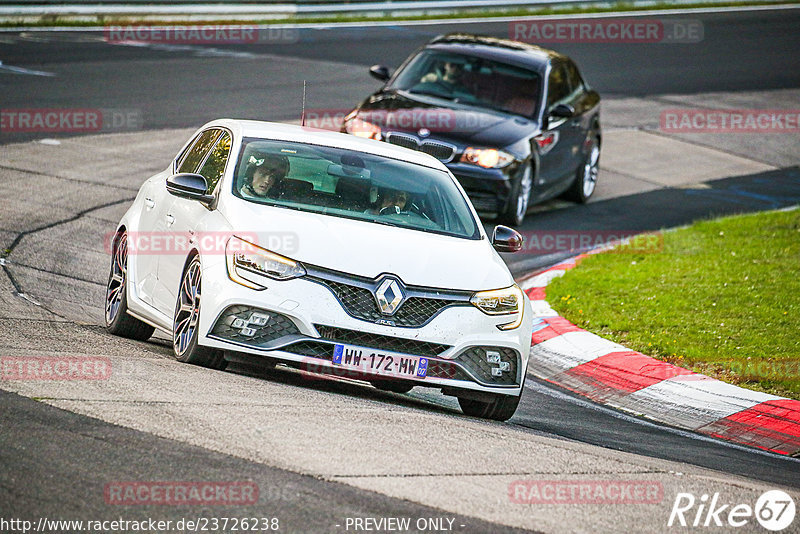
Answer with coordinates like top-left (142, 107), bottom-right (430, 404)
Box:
top-left (668, 490), bottom-right (796, 531)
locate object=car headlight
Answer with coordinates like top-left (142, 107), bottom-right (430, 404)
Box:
top-left (460, 147), bottom-right (514, 169)
top-left (470, 284), bottom-right (525, 330)
top-left (345, 117), bottom-right (381, 140)
top-left (226, 236), bottom-right (306, 289)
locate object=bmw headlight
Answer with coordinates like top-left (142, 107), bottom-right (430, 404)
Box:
top-left (226, 236), bottom-right (306, 289)
top-left (344, 117), bottom-right (381, 140)
top-left (470, 284), bottom-right (525, 330)
top-left (460, 147), bottom-right (514, 169)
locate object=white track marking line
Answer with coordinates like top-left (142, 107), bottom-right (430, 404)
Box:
top-left (0, 60), bottom-right (55, 76)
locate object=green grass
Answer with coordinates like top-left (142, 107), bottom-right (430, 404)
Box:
top-left (547, 208), bottom-right (800, 400)
top-left (2, 0), bottom-right (797, 28)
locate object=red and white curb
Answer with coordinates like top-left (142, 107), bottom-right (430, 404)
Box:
top-left (520, 255), bottom-right (800, 457)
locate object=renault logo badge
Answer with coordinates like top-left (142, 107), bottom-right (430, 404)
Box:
top-left (375, 278), bottom-right (404, 315)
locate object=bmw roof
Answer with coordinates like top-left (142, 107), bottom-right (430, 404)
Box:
top-left (426, 33), bottom-right (566, 71)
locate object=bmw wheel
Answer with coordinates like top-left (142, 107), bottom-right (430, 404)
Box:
top-left (499, 165), bottom-right (532, 227)
top-left (565, 139), bottom-right (600, 203)
top-left (173, 255), bottom-right (226, 370)
top-left (105, 231), bottom-right (155, 341)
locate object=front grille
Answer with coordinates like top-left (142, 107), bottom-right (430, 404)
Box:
top-left (420, 141), bottom-right (456, 161)
top-left (314, 278), bottom-right (465, 328)
top-left (315, 325), bottom-right (450, 358)
top-left (385, 132), bottom-right (456, 163)
top-left (210, 306), bottom-right (299, 346)
top-left (386, 133), bottom-right (418, 150)
top-left (456, 346), bottom-right (519, 386)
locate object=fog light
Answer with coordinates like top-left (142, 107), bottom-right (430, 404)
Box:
top-left (248, 312), bottom-right (270, 326)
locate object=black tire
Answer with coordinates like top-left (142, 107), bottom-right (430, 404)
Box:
top-left (457, 391), bottom-right (522, 422)
top-left (173, 255), bottom-right (226, 370)
top-left (372, 381), bottom-right (414, 394)
top-left (105, 231), bottom-right (155, 341)
top-left (563, 138), bottom-right (600, 203)
top-left (498, 165), bottom-right (533, 227)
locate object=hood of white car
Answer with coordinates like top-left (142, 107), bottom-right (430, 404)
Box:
top-left (222, 199), bottom-right (513, 291)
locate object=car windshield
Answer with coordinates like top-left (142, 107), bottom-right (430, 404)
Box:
top-left (232, 138), bottom-right (481, 240)
top-left (389, 50), bottom-right (542, 118)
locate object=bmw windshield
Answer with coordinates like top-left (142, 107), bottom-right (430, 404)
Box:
top-left (232, 138), bottom-right (481, 240)
top-left (388, 49), bottom-right (542, 118)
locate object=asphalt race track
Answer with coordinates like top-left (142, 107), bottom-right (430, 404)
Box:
top-left (1, 6), bottom-right (799, 533)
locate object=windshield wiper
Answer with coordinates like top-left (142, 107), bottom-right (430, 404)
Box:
top-left (406, 89), bottom-right (459, 101)
top-left (369, 218), bottom-right (407, 229)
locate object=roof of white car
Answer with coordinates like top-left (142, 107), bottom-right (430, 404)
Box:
top-left (202, 119), bottom-right (450, 172)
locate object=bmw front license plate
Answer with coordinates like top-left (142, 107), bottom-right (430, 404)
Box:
top-left (332, 344), bottom-right (428, 379)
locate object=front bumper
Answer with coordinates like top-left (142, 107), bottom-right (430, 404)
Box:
top-left (446, 162), bottom-right (514, 215)
top-left (198, 256), bottom-right (532, 396)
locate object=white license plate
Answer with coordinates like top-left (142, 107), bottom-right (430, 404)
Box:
top-left (332, 344), bottom-right (428, 379)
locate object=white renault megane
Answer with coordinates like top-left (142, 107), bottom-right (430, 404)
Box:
top-left (105, 119), bottom-right (533, 420)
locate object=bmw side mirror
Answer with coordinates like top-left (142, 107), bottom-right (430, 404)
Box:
top-left (492, 225), bottom-right (524, 253)
top-left (550, 103), bottom-right (575, 118)
top-left (166, 173), bottom-right (215, 205)
top-left (369, 65), bottom-right (391, 82)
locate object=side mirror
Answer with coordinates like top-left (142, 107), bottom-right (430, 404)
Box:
top-left (550, 103), bottom-right (575, 118)
top-left (369, 65), bottom-right (391, 82)
top-left (492, 225), bottom-right (524, 253)
top-left (166, 173), bottom-right (214, 205)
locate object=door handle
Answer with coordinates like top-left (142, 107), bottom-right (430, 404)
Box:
top-left (165, 214), bottom-right (175, 226)
top-left (144, 198), bottom-right (155, 209)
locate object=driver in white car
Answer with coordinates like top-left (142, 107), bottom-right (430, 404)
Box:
top-left (371, 188), bottom-right (409, 215)
top-left (240, 153), bottom-right (290, 198)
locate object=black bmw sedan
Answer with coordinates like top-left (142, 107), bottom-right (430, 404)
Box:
top-left (341, 33), bottom-right (601, 226)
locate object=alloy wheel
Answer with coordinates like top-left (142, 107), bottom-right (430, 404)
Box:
top-left (105, 232), bottom-right (127, 325)
top-left (174, 259), bottom-right (201, 356)
top-left (582, 144), bottom-right (600, 198)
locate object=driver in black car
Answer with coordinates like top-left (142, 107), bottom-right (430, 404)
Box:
top-left (421, 61), bottom-right (462, 84)
top-left (418, 60), bottom-right (474, 100)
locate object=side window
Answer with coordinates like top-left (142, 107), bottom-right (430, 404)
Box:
top-left (177, 129), bottom-right (221, 174)
top-left (197, 132), bottom-right (232, 194)
top-left (565, 60), bottom-right (584, 94)
top-left (546, 62), bottom-right (571, 109)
